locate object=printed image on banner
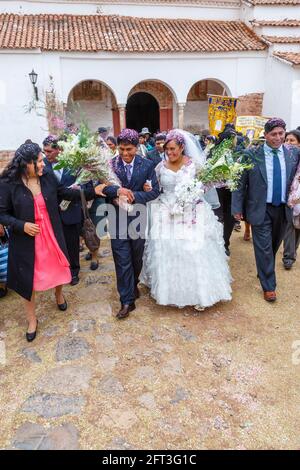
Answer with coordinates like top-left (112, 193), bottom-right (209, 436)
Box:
top-left (236, 115), bottom-right (269, 141)
top-left (208, 95), bottom-right (237, 137)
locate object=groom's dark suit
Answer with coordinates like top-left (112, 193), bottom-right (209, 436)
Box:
top-left (232, 144), bottom-right (300, 292)
top-left (103, 155), bottom-right (160, 306)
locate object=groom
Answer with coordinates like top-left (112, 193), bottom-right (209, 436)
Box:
top-left (103, 129), bottom-right (160, 319)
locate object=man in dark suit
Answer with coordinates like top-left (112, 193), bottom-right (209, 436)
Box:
top-left (103, 129), bottom-right (160, 319)
top-left (232, 118), bottom-right (300, 302)
top-left (146, 133), bottom-right (167, 168)
top-left (43, 135), bottom-right (82, 286)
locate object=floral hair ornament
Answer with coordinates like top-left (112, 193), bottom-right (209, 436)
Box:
top-left (42, 134), bottom-right (59, 148)
top-left (164, 130), bottom-right (185, 148)
top-left (264, 118), bottom-right (286, 134)
top-left (117, 129), bottom-right (139, 146)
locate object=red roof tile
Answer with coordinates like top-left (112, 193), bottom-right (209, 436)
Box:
top-left (0, 14), bottom-right (267, 53)
top-left (273, 51), bottom-right (300, 64)
top-left (252, 19), bottom-right (300, 26)
top-left (248, 0), bottom-right (300, 4)
top-left (263, 35), bottom-right (300, 43)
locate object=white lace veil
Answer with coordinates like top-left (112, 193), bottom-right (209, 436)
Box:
top-left (170, 129), bottom-right (206, 169)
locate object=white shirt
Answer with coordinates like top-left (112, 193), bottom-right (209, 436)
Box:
top-left (51, 162), bottom-right (64, 182)
top-left (264, 143), bottom-right (286, 203)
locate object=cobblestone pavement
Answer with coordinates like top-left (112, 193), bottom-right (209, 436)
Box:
top-left (1, 232), bottom-right (300, 450)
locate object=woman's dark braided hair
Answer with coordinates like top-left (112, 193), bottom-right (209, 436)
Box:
top-left (0, 142), bottom-right (42, 183)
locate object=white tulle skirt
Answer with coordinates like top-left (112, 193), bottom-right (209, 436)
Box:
top-left (140, 200), bottom-right (232, 308)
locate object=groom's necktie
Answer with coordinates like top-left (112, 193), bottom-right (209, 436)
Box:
top-left (125, 163), bottom-right (133, 183)
top-left (272, 149), bottom-right (282, 207)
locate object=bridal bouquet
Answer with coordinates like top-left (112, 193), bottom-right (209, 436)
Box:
top-left (196, 137), bottom-right (253, 191)
top-left (173, 179), bottom-right (204, 215)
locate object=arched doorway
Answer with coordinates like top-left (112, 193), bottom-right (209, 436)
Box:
top-left (126, 92), bottom-right (159, 133)
top-left (184, 79), bottom-right (229, 133)
top-left (66, 80), bottom-right (119, 134)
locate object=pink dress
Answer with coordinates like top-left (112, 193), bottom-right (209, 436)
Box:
top-left (33, 193), bottom-right (71, 291)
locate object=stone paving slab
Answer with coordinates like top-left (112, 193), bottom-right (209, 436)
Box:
top-left (1, 237), bottom-right (300, 449)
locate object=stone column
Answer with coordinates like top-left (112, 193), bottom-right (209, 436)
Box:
top-left (118, 104), bottom-right (126, 130)
top-left (178, 103), bottom-right (186, 129)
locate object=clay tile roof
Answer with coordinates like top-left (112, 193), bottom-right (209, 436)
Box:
top-left (262, 35), bottom-right (300, 43)
top-left (273, 51), bottom-right (300, 64)
top-left (0, 14), bottom-right (267, 53)
top-left (252, 19), bottom-right (300, 26)
top-left (248, 0), bottom-right (300, 4)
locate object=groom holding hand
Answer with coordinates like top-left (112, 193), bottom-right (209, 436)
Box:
top-left (103, 129), bottom-right (160, 319)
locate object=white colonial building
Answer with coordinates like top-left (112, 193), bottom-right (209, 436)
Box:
top-left (0, 0), bottom-right (299, 163)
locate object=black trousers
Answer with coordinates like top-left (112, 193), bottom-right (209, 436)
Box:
top-left (62, 223), bottom-right (81, 278)
top-left (283, 220), bottom-right (300, 264)
top-left (215, 188), bottom-right (235, 249)
top-left (252, 204), bottom-right (287, 292)
top-left (111, 237), bottom-right (145, 305)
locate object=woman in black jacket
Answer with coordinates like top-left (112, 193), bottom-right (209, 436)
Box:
top-left (0, 142), bottom-right (103, 341)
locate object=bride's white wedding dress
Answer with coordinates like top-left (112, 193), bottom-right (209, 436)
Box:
top-left (140, 160), bottom-right (232, 308)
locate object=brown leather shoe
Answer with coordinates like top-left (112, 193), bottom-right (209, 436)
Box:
top-left (116, 303), bottom-right (136, 319)
top-left (264, 291), bottom-right (277, 302)
top-left (134, 286), bottom-right (140, 299)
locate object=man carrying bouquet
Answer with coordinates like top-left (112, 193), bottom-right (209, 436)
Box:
top-left (43, 135), bottom-right (83, 286)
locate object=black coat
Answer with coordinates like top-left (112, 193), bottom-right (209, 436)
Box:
top-left (0, 169), bottom-right (95, 300)
top-left (146, 149), bottom-right (165, 168)
top-left (44, 159), bottom-right (83, 225)
top-left (232, 144), bottom-right (300, 226)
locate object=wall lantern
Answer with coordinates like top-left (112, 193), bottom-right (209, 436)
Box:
top-left (29, 69), bottom-right (39, 100)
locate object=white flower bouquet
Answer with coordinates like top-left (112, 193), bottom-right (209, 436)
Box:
top-left (55, 124), bottom-right (118, 185)
top-left (196, 137), bottom-right (253, 191)
top-left (173, 178), bottom-right (204, 215)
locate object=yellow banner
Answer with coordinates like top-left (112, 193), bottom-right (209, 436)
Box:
top-left (208, 95), bottom-right (238, 136)
top-left (236, 115), bottom-right (269, 141)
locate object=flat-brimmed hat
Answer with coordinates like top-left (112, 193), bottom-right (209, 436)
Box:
top-left (98, 127), bottom-right (108, 134)
top-left (140, 127), bottom-right (151, 136)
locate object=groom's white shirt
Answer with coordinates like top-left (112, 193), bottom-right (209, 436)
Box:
top-left (122, 156), bottom-right (136, 174)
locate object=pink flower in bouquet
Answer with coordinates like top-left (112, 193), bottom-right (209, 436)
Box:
top-left (51, 116), bottom-right (66, 130)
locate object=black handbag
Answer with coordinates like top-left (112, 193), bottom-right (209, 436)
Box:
top-left (80, 190), bottom-right (100, 253)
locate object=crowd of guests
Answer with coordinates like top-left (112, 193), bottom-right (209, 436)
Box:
top-left (0, 120), bottom-right (300, 340)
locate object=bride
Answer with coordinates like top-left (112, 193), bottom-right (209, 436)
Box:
top-left (140, 129), bottom-right (232, 309)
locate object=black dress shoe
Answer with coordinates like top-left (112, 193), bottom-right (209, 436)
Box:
top-left (0, 286), bottom-right (7, 298)
top-left (85, 252), bottom-right (92, 261)
top-left (26, 320), bottom-right (38, 342)
top-left (283, 260), bottom-right (294, 270)
top-left (225, 248), bottom-right (231, 257)
top-left (70, 275), bottom-right (79, 286)
top-left (116, 303), bottom-right (136, 320)
top-left (90, 261), bottom-right (99, 271)
top-left (57, 296), bottom-right (68, 311)
top-left (134, 286), bottom-right (140, 299)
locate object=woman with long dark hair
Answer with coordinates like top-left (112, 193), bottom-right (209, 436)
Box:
top-left (0, 142), bottom-right (103, 341)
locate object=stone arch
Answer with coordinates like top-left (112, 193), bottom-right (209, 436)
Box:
top-left (184, 79), bottom-right (231, 133)
top-left (66, 79), bottom-right (120, 135)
